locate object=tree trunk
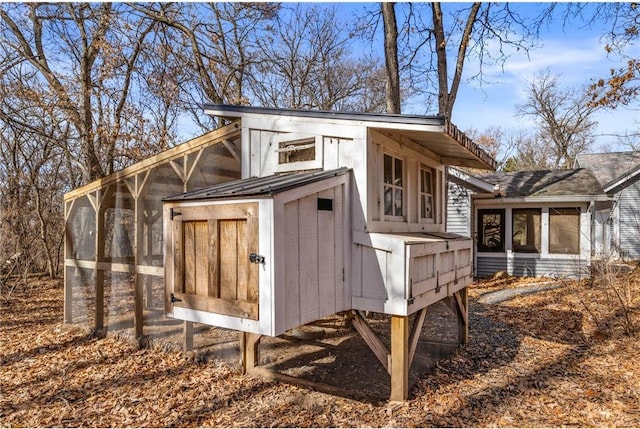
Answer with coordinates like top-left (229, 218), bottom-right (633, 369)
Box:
top-left (381, 2), bottom-right (401, 114)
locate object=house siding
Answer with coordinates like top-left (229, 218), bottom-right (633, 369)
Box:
top-left (447, 183), bottom-right (472, 237)
top-left (617, 179), bottom-right (640, 259)
top-left (476, 255), bottom-right (507, 277)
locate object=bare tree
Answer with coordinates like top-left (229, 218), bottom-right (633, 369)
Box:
top-left (249, 4), bottom-right (386, 112)
top-left (363, 3), bottom-right (553, 119)
top-left (517, 70), bottom-right (601, 169)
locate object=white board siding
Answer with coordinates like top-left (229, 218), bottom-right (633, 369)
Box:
top-left (352, 232), bottom-right (472, 316)
top-left (617, 180), bottom-right (640, 259)
top-left (476, 254), bottom-right (589, 278)
top-left (275, 184), bottom-right (347, 334)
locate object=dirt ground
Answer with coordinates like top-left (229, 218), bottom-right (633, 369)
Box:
top-left (1, 271), bottom-right (639, 427)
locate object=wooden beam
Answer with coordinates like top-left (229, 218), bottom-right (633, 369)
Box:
top-left (95, 189), bottom-right (105, 332)
top-left (133, 192), bottom-right (144, 340)
top-left (240, 332), bottom-right (262, 374)
top-left (454, 288), bottom-right (469, 343)
top-left (408, 307), bottom-right (428, 367)
top-left (249, 367), bottom-right (361, 399)
top-left (184, 321), bottom-right (194, 352)
top-left (63, 122), bottom-right (241, 202)
top-left (390, 315), bottom-right (409, 401)
top-left (350, 310), bottom-right (390, 373)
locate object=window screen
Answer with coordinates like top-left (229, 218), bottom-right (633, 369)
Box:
top-left (549, 207), bottom-right (580, 254)
top-left (478, 209), bottom-right (505, 252)
top-left (512, 208), bottom-right (541, 253)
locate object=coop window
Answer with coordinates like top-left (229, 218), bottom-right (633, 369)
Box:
top-left (420, 166), bottom-right (435, 221)
top-left (478, 209), bottom-right (505, 252)
top-left (549, 207), bottom-right (580, 254)
top-left (273, 134), bottom-right (322, 173)
top-left (512, 208), bottom-right (541, 253)
top-left (277, 138), bottom-right (316, 164)
top-left (384, 153), bottom-right (404, 218)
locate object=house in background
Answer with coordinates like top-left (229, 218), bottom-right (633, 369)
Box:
top-left (575, 151), bottom-right (640, 260)
top-left (472, 169), bottom-right (609, 278)
top-left (445, 168), bottom-right (610, 278)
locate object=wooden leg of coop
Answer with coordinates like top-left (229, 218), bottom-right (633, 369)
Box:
top-left (184, 321), bottom-right (194, 352)
top-left (134, 274), bottom-right (144, 339)
top-left (454, 288), bottom-right (469, 344)
top-left (241, 332), bottom-right (262, 374)
top-left (390, 315), bottom-right (409, 401)
top-left (95, 269), bottom-right (104, 331)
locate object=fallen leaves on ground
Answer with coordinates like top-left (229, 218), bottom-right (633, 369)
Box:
top-left (1, 271), bottom-right (639, 427)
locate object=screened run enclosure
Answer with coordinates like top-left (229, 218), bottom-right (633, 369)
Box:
top-left (65, 105), bottom-right (497, 401)
top-left (63, 123), bottom-right (242, 344)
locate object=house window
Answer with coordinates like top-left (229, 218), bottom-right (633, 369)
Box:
top-left (420, 167), bottom-right (434, 220)
top-left (512, 208), bottom-right (541, 253)
top-left (478, 209), bottom-right (505, 252)
top-left (384, 153), bottom-right (404, 217)
top-left (549, 207), bottom-right (580, 254)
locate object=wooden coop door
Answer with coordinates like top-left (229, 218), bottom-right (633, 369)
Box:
top-left (169, 203), bottom-right (259, 320)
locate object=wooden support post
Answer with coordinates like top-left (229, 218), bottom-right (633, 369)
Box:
top-left (63, 200), bottom-right (74, 324)
top-left (134, 190), bottom-right (144, 339)
top-left (184, 321), bottom-right (194, 352)
top-left (390, 315), bottom-right (409, 401)
top-left (240, 332), bottom-right (262, 374)
top-left (454, 288), bottom-right (469, 344)
top-left (94, 191), bottom-right (105, 332)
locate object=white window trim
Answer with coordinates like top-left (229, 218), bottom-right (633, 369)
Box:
top-left (272, 133), bottom-right (323, 173)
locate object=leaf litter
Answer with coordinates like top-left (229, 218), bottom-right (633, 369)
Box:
top-left (1, 269), bottom-right (639, 427)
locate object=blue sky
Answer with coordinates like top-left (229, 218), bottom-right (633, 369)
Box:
top-left (334, 2), bottom-right (639, 152)
top-left (419, 3), bottom-right (639, 152)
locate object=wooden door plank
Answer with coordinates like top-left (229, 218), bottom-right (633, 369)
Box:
top-left (246, 216), bottom-right (259, 304)
top-left (184, 221), bottom-right (196, 295)
top-left (236, 219), bottom-right (248, 301)
top-left (174, 292), bottom-right (259, 320)
top-left (172, 219), bottom-right (183, 295)
top-left (195, 221), bottom-right (209, 297)
top-left (219, 220), bottom-right (238, 300)
top-left (208, 219), bottom-right (220, 298)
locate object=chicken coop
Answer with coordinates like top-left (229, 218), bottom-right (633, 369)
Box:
top-left (64, 105), bottom-right (496, 401)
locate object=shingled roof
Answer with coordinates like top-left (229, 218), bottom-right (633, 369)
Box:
top-left (574, 151), bottom-right (640, 191)
top-left (478, 168), bottom-right (606, 199)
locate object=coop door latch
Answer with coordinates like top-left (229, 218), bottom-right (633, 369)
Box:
top-left (249, 253), bottom-right (266, 266)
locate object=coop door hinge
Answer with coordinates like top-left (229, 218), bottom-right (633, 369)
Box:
top-left (170, 293), bottom-right (182, 304)
top-left (170, 208), bottom-right (182, 220)
top-left (249, 253), bottom-right (266, 265)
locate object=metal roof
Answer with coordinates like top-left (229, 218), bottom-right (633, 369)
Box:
top-left (203, 103), bottom-right (445, 126)
top-left (163, 168), bottom-right (350, 202)
top-left (478, 168), bottom-right (606, 199)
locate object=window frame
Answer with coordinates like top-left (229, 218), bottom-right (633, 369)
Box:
top-left (549, 207), bottom-right (581, 255)
top-left (419, 165), bottom-right (435, 223)
top-left (383, 152), bottom-right (405, 220)
top-left (512, 208), bottom-right (542, 253)
top-left (477, 208), bottom-right (506, 253)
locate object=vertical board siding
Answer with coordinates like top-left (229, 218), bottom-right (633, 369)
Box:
top-left (298, 194), bottom-right (320, 324)
top-left (317, 188), bottom-right (337, 316)
top-left (284, 200), bottom-right (301, 328)
top-left (361, 246), bottom-right (389, 300)
top-left (194, 221), bottom-right (209, 297)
